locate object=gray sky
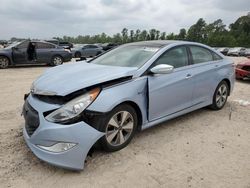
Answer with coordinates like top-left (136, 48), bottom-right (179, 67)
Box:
top-left (0, 0), bottom-right (249, 39)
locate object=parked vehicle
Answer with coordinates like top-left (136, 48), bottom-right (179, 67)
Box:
top-left (238, 48), bottom-right (250, 57)
top-left (218, 47), bottom-right (229, 55)
top-left (227, 47), bottom-right (246, 56)
top-left (59, 41), bottom-right (73, 50)
top-left (235, 60), bottom-right (250, 79)
top-left (0, 40), bottom-right (72, 68)
top-left (102, 43), bottom-right (119, 51)
top-left (22, 40), bottom-right (234, 170)
top-left (71, 44), bottom-right (104, 58)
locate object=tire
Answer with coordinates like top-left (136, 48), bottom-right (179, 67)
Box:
top-left (210, 81), bottom-right (229, 110)
top-left (99, 104), bottom-right (138, 152)
top-left (51, 55), bottom-right (63, 66)
top-left (0, 56), bottom-right (9, 69)
top-left (75, 52), bottom-right (81, 59)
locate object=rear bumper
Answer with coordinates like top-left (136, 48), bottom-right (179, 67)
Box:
top-left (63, 53), bottom-right (72, 62)
top-left (236, 68), bottom-right (250, 78)
top-left (23, 95), bottom-right (105, 170)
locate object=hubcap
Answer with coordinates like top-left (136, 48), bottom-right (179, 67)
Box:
top-left (54, 57), bottom-right (62, 65)
top-left (216, 84), bottom-right (228, 108)
top-left (105, 111), bottom-right (134, 146)
top-left (0, 57), bottom-right (9, 68)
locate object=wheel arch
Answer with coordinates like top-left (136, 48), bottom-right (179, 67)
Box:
top-left (0, 55), bottom-right (12, 65)
top-left (221, 78), bottom-right (231, 96)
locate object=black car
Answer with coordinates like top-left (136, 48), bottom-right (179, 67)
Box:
top-left (102, 43), bottom-right (119, 51)
top-left (218, 47), bottom-right (229, 55)
top-left (0, 40), bottom-right (72, 69)
top-left (45, 39), bottom-right (73, 50)
top-left (59, 42), bottom-right (73, 50)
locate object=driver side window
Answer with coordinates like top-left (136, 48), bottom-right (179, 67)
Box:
top-left (154, 46), bottom-right (188, 68)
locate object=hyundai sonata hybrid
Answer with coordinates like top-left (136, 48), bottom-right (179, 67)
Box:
top-left (22, 40), bottom-right (235, 170)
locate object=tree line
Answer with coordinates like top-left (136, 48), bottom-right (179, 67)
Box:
top-left (10, 13), bottom-right (250, 48)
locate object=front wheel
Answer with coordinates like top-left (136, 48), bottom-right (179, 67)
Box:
top-left (51, 56), bottom-right (63, 66)
top-left (0, 56), bottom-right (9, 69)
top-left (99, 104), bottom-right (138, 152)
top-left (210, 81), bottom-right (229, 110)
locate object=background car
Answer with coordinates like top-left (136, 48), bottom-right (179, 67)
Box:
top-left (218, 47), bottom-right (229, 55)
top-left (102, 43), bottom-right (119, 51)
top-left (0, 40), bottom-right (72, 68)
top-left (59, 41), bottom-right (73, 50)
top-left (239, 48), bottom-right (250, 57)
top-left (227, 47), bottom-right (246, 56)
top-left (71, 44), bottom-right (104, 58)
top-left (235, 60), bottom-right (250, 79)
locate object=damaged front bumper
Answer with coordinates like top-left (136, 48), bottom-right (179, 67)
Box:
top-left (22, 94), bottom-right (105, 170)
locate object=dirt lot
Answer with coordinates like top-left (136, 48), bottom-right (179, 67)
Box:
top-left (0, 57), bottom-right (250, 188)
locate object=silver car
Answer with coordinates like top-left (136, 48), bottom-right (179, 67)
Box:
top-left (71, 44), bottom-right (104, 59)
top-left (22, 40), bottom-right (235, 170)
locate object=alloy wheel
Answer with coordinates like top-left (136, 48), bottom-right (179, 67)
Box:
top-left (105, 111), bottom-right (134, 146)
top-left (0, 57), bottom-right (9, 68)
top-left (216, 84), bottom-right (228, 108)
top-left (53, 56), bottom-right (63, 66)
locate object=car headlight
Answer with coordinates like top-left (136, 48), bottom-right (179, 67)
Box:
top-left (45, 88), bottom-right (100, 123)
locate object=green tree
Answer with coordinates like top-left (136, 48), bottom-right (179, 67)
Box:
top-left (121, 28), bottom-right (128, 43)
top-left (187, 18), bottom-right (207, 43)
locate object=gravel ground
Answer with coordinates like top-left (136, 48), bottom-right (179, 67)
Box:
top-left (0, 57), bottom-right (249, 188)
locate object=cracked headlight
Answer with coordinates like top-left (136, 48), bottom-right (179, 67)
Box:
top-left (45, 88), bottom-right (100, 123)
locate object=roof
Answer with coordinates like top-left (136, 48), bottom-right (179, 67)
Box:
top-left (126, 40), bottom-right (185, 48)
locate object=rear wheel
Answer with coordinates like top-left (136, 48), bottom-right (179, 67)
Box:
top-left (210, 81), bottom-right (229, 110)
top-left (99, 104), bottom-right (138, 152)
top-left (51, 55), bottom-right (63, 66)
top-left (0, 56), bottom-right (9, 69)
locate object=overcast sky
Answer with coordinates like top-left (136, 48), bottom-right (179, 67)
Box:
top-left (0, 0), bottom-right (249, 39)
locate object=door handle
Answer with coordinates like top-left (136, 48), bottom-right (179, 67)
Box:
top-left (215, 64), bottom-right (220, 68)
top-left (186, 74), bottom-right (192, 79)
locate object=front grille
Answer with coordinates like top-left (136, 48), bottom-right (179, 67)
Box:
top-left (23, 101), bottom-right (40, 136)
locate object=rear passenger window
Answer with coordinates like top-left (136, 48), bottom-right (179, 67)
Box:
top-left (189, 46), bottom-right (213, 64)
top-left (212, 52), bottom-right (222, 60)
top-left (36, 42), bottom-right (55, 49)
top-left (154, 46), bottom-right (188, 68)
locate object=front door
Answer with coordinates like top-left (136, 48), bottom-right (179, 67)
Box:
top-left (12, 41), bottom-right (29, 64)
top-left (148, 46), bottom-right (195, 121)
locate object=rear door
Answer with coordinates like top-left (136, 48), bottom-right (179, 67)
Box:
top-left (187, 45), bottom-right (223, 105)
top-left (148, 45), bottom-right (195, 121)
top-left (36, 42), bottom-right (55, 63)
top-left (82, 45), bottom-right (91, 57)
top-left (12, 41), bottom-right (29, 64)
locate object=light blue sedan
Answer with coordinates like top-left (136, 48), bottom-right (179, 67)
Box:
top-left (22, 40), bottom-right (235, 170)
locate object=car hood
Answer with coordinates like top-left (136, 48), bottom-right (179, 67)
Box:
top-left (238, 61), bottom-right (250, 66)
top-left (32, 62), bottom-right (137, 96)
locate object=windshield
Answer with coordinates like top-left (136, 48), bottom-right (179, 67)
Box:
top-left (91, 45), bottom-right (159, 68)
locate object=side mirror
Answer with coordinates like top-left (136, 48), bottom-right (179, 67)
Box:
top-left (12, 47), bottom-right (18, 50)
top-left (150, 64), bottom-right (174, 74)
